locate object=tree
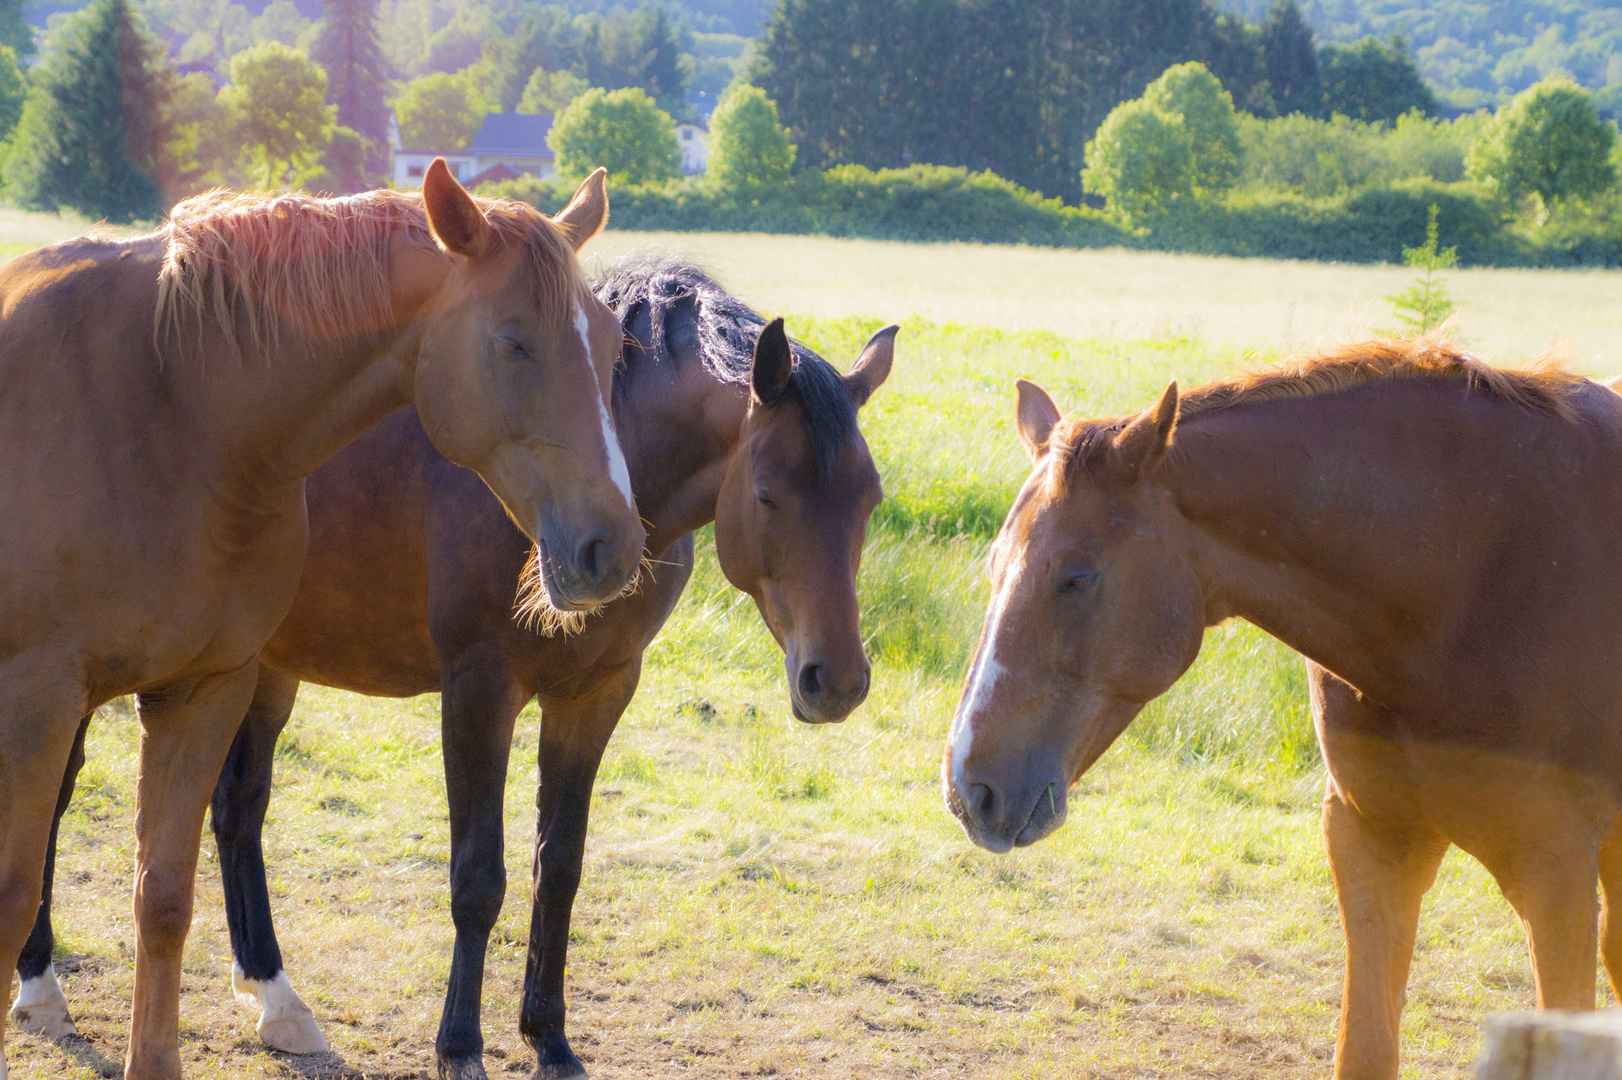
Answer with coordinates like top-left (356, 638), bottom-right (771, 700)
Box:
top-left (1260, 0), bottom-right (1319, 117)
top-left (549, 85), bottom-right (679, 186)
top-left (218, 41), bottom-right (335, 189)
top-left (1386, 203), bottom-right (1457, 335)
top-left (1142, 62), bottom-right (1241, 194)
top-left (1468, 77), bottom-right (1618, 211)
top-left (707, 83), bottom-right (793, 188)
top-left (1082, 97), bottom-right (1195, 220)
top-left (577, 4), bottom-right (690, 110)
top-left (393, 70), bottom-right (488, 150)
top-left (1319, 36), bottom-right (1436, 122)
top-left (0, 0), bottom-right (32, 58)
top-left (0, 45), bottom-right (26, 141)
top-left (4, 0), bottom-right (173, 222)
top-left (313, 0), bottom-right (389, 177)
top-left (157, 69), bottom-right (235, 196)
top-left (519, 67), bottom-right (589, 115)
top-left (307, 123), bottom-right (369, 193)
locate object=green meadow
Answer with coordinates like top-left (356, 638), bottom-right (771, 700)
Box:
top-left (13, 226), bottom-right (1618, 1078)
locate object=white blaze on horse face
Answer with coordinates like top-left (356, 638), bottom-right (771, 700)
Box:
top-left (575, 303), bottom-right (635, 511)
top-left (949, 547), bottom-right (1025, 795)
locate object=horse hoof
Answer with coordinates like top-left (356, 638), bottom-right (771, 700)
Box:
top-left (531, 1035), bottom-right (587, 1079)
top-left (438, 1055), bottom-right (490, 1080)
top-left (257, 1008), bottom-right (330, 1055)
top-left (232, 965), bottom-right (330, 1055)
top-left (9, 969), bottom-right (78, 1039)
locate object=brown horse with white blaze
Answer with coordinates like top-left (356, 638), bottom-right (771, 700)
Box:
top-left (0, 162), bottom-right (642, 1079)
top-left (944, 339), bottom-right (1622, 1079)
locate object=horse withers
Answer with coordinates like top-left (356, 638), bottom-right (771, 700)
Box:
top-left (0, 162), bottom-right (642, 1080)
top-left (22, 257), bottom-right (894, 1080)
top-left (943, 339), bottom-right (1622, 1079)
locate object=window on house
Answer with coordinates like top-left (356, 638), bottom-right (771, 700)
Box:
top-left (407, 165), bottom-right (424, 178)
top-left (682, 130), bottom-right (692, 140)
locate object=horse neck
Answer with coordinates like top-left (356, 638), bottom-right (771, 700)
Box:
top-left (191, 239), bottom-right (449, 491)
top-left (617, 357), bottom-right (749, 555)
top-left (1161, 385), bottom-right (1491, 705)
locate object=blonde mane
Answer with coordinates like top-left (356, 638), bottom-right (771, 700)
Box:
top-left (154, 187), bottom-right (587, 362)
top-left (1052, 335), bottom-right (1586, 478)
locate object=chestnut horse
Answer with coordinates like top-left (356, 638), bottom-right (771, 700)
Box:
top-left (943, 339), bottom-right (1622, 1080)
top-left (22, 258), bottom-right (894, 1080)
top-left (0, 162), bottom-right (645, 1080)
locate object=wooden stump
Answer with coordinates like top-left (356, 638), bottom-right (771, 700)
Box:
top-left (1478, 1012), bottom-right (1622, 1079)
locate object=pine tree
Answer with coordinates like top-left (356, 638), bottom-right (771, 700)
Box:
top-left (4, 0), bottom-right (173, 222)
top-left (313, 0), bottom-right (389, 179)
top-left (1260, 0), bottom-right (1321, 117)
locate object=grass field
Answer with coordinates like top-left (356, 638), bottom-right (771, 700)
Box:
top-left (8, 219), bottom-right (1619, 1079)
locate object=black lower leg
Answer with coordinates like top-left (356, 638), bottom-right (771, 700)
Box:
top-left (519, 664), bottom-right (637, 1078)
top-left (17, 714), bottom-right (89, 983)
top-left (213, 669), bottom-right (298, 983)
top-left (434, 661), bottom-right (526, 1080)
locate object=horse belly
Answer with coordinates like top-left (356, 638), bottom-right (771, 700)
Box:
top-left (259, 499), bottom-right (440, 698)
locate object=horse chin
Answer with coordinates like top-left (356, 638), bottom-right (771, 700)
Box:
top-left (1014, 782), bottom-right (1068, 847)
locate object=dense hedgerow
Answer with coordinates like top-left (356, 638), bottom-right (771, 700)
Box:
top-left (488, 164), bottom-right (1622, 268)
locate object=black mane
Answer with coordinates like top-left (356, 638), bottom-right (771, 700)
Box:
top-left (592, 252), bottom-right (859, 477)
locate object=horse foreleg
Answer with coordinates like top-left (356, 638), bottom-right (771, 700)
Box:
top-left (126, 662), bottom-right (260, 1080)
top-left (434, 654), bottom-right (530, 1080)
top-left (12, 713), bottom-right (89, 1039)
top-left (1482, 823), bottom-right (1602, 1012)
top-left (0, 660), bottom-right (88, 1080)
top-left (1324, 792), bottom-right (1447, 1080)
top-left (520, 658), bottom-right (640, 1080)
top-left (211, 665), bottom-right (325, 1055)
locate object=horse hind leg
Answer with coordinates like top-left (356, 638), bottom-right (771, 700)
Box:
top-left (11, 714), bottom-right (90, 1040)
top-left (212, 665), bottom-right (327, 1055)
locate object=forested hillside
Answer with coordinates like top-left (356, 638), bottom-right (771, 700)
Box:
top-left (1222, 0), bottom-right (1622, 109)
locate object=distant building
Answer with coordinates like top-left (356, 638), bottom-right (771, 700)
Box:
top-left (676, 121), bottom-right (709, 174)
top-left (683, 90), bottom-right (717, 125)
top-left (392, 112), bottom-right (557, 188)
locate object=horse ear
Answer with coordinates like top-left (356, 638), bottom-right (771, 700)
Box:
top-left (1015, 379), bottom-right (1062, 462)
top-left (1107, 381), bottom-right (1179, 485)
top-left (751, 317), bottom-right (793, 406)
top-left (552, 167), bottom-right (608, 251)
top-left (422, 158), bottom-right (491, 259)
top-left (844, 324), bottom-right (897, 408)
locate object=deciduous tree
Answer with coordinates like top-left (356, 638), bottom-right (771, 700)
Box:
top-left (707, 83), bottom-right (793, 188)
top-left (1082, 97), bottom-right (1195, 220)
top-left (549, 85), bottom-right (679, 186)
top-left (393, 70), bottom-right (487, 150)
top-left (1467, 76), bottom-right (1617, 210)
top-left (1319, 36), bottom-right (1435, 122)
top-left (1142, 61), bottom-right (1241, 194)
top-left (219, 41), bottom-right (335, 188)
top-left (519, 67), bottom-right (589, 115)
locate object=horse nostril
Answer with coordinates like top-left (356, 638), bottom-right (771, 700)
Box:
top-left (969, 783), bottom-right (996, 821)
top-left (798, 663), bottom-right (823, 701)
top-left (575, 530), bottom-right (609, 583)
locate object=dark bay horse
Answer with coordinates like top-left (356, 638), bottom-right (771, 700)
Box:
top-left (22, 258), bottom-right (895, 1080)
top-left (942, 339), bottom-right (1622, 1080)
top-left (0, 162), bottom-right (644, 1080)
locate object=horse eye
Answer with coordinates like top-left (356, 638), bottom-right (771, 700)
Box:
top-left (1058, 569), bottom-right (1098, 594)
top-left (499, 337), bottom-right (529, 360)
top-left (755, 487), bottom-right (778, 511)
